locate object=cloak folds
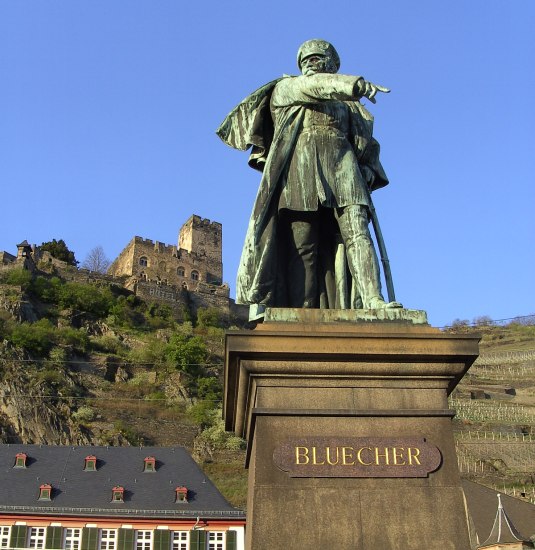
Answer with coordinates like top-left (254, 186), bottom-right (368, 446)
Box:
top-left (217, 76), bottom-right (389, 308)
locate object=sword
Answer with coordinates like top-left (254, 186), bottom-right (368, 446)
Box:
top-left (364, 186), bottom-right (397, 303)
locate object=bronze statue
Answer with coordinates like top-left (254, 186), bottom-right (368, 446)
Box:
top-left (217, 39), bottom-right (401, 318)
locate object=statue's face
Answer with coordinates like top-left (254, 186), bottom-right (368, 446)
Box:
top-left (301, 53), bottom-right (337, 75)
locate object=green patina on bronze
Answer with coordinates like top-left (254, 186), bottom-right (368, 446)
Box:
top-left (217, 39), bottom-right (402, 317)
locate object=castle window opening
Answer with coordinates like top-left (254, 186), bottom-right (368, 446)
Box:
top-left (191, 271), bottom-right (199, 281)
top-left (158, 261), bottom-right (167, 271)
top-left (177, 267), bottom-right (185, 277)
top-left (139, 257), bottom-right (148, 267)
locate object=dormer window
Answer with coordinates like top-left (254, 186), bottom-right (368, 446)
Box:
top-left (38, 483), bottom-right (52, 500)
top-left (111, 486), bottom-right (124, 503)
top-left (14, 453), bottom-right (27, 468)
top-left (143, 456), bottom-right (156, 472)
top-left (84, 455), bottom-right (97, 471)
top-left (175, 486), bottom-right (188, 503)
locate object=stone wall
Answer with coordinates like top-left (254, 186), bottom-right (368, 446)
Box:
top-left (0, 251), bottom-right (15, 266)
top-left (178, 215), bottom-right (223, 279)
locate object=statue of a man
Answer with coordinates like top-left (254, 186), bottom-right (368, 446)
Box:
top-left (217, 39), bottom-right (401, 318)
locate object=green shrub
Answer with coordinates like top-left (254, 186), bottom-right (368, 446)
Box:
top-left (114, 420), bottom-right (143, 445)
top-left (196, 307), bottom-right (224, 329)
top-left (58, 282), bottom-right (113, 316)
top-left (186, 400), bottom-right (216, 429)
top-left (10, 319), bottom-right (56, 356)
top-left (30, 276), bottom-right (62, 303)
top-left (196, 377), bottom-right (222, 401)
top-left (36, 367), bottom-right (64, 386)
top-left (72, 406), bottom-right (96, 423)
top-left (90, 335), bottom-right (128, 355)
top-left (2, 268), bottom-right (32, 288)
top-left (48, 346), bottom-right (68, 365)
top-left (57, 327), bottom-right (89, 353)
top-left (127, 338), bottom-right (167, 366)
top-left (165, 333), bottom-right (207, 376)
top-left (108, 295), bottom-right (145, 328)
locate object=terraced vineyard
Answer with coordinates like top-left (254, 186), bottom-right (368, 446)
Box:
top-left (449, 322), bottom-right (535, 502)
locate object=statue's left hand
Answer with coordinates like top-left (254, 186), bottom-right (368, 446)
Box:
top-left (359, 80), bottom-right (390, 103)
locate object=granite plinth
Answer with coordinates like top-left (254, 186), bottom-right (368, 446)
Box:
top-left (224, 319), bottom-right (480, 549)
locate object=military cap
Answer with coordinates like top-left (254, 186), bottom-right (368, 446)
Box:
top-left (297, 39), bottom-right (340, 71)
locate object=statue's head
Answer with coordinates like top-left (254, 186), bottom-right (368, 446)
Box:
top-left (297, 39), bottom-right (340, 75)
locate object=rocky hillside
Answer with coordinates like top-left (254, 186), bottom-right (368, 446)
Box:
top-left (0, 265), bottom-right (248, 504)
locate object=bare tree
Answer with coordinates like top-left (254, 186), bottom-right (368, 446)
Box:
top-left (82, 245), bottom-right (111, 273)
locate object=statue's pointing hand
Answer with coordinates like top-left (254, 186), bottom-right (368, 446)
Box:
top-left (357, 79), bottom-right (390, 104)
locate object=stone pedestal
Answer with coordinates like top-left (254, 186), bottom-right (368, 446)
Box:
top-left (224, 310), bottom-right (480, 549)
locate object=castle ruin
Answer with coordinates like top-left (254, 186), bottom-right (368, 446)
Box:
top-left (1, 215), bottom-right (247, 323)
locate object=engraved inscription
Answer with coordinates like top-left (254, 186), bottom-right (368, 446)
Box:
top-left (274, 437), bottom-right (441, 478)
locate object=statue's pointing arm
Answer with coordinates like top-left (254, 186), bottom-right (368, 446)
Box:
top-left (271, 74), bottom-right (389, 106)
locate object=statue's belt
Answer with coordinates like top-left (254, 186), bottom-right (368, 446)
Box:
top-left (300, 126), bottom-right (347, 138)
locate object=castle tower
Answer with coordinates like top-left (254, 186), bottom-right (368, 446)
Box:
top-left (178, 215), bottom-right (223, 284)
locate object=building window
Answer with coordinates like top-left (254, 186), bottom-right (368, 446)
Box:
top-left (175, 486), bottom-right (188, 503)
top-left (208, 532), bottom-right (224, 550)
top-left (0, 526), bottom-right (11, 549)
top-left (64, 528), bottom-right (82, 550)
top-left (111, 486), bottom-right (124, 502)
top-left (191, 270), bottom-right (199, 281)
top-left (14, 452), bottom-right (27, 468)
top-left (171, 531), bottom-right (188, 550)
top-left (38, 483), bottom-right (52, 500)
top-left (99, 529), bottom-right (117, 550)
top-left (177, 267), bottom-right (185, 277)
top-left (143, 456), bottom-right (156, 472)
top-left (135, 530), bottom-right (152, 550)
top-left (84, 455), bottom-right (97, 471)
top-left (139, 257), bottom-right (148, 267)
top-left (28, 527), bottom-right (46, 549)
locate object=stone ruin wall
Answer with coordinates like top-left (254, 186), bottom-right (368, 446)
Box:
top-left (178, 215), bottom-right (223, 279)
top-left (108, 237), bottom-right (223, 291)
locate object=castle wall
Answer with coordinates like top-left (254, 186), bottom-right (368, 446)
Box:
top-left (178, 215), bottom-right (223, 282)
top-left (108, 216), bottom-right (224, 289)
top-left (0, 251), bottom-right (16, 266)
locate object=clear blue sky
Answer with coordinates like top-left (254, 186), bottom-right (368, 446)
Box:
top-left (1, 1), bottom-right (533, 327)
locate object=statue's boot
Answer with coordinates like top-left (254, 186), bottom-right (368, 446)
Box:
top-left (338, 206), bottom-right (403, 310)
top-left (367, 296), bottom-right (403, 309)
